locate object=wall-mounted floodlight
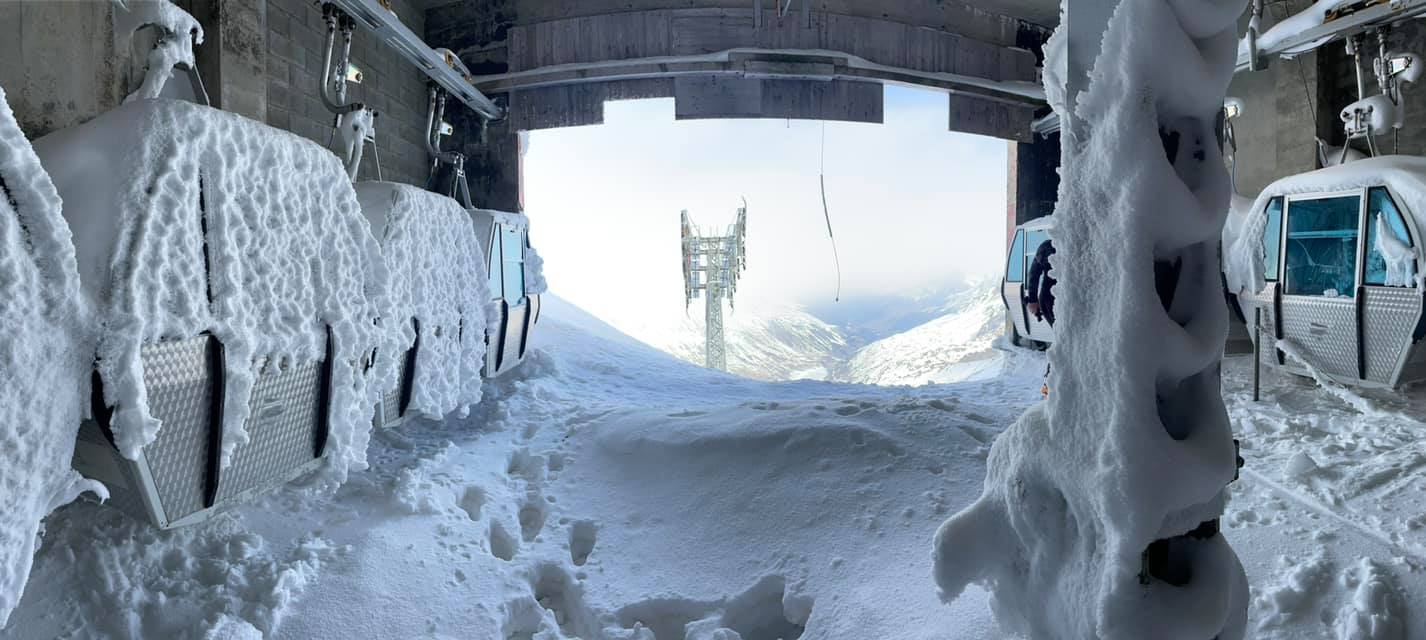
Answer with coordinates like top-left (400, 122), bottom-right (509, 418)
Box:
top-left (1223, 97), bottom-right (1244, 120)
top-left (439, 121), bottom-right (454, 136)
top-left (1387, 52), bottom-right (1423, 83)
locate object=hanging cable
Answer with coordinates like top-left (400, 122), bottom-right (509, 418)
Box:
top-left (819, 121), bottom-right (842, 302)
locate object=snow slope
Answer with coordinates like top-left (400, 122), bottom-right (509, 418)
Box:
top-left (834, 285), bottom-right (1005, 386)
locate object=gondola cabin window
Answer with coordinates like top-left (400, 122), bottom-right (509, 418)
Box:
top-left (1284, 195), bottom-right (1361, 298)
top-left (1023, 229), bottom-right (1050, 278)
top-left (488, 229), bottom-right (505, 300)
top-left (501, 225), bottom-right (525, 304)
top-left (1262, 197), bottom-right (1283, 281)
top-left (1364, 187), bottom-right (1417, 287)
top-left (1006, 230), bottom-right (1025, 282)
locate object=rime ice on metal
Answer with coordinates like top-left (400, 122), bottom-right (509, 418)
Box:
top-left (681, 205), bottom-right (748, 371)
top-left (933, 0), bottom-right (1251, 637)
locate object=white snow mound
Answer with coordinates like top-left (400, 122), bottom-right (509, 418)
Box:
top-left (0, 86), bottom-right (107, 628)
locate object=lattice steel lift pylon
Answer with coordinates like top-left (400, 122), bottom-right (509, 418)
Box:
top-left (681, 202), bottom-right (748, 371)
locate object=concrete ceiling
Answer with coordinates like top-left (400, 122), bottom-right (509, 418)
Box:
top-left (418, 1), bottom-right (1060, 30)
top-left (980, 0), bottom-right (1059, 28)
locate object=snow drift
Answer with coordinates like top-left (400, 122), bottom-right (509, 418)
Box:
top-left (0, 86), bottom-right (107, 628)
top-left (933, 1), bottom-right (1249, 638)
top-left (355, 182), bottom-right (489, 420)
top-left (33, 98), bottom-right (391, 483)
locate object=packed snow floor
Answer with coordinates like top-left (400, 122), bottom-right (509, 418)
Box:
top-left (2, 295), bottom-right (1424, 638)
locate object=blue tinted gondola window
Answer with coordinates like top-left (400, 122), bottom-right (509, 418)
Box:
top-left (1262, 197), bottom-right (1283, 281)
top-left (502, 225), bottom-right (525, 303)
top-left (1284, 195), bottom-right (1361, 297)
top-left (1364, 187), bottom-right (1416, 287)
top-left (488, 228), bottom-right (504, 299)
top-left (1006, 230), bottom-right (1026, 282)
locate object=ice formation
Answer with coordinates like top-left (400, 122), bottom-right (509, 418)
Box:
top-left (336, 108), bottom-right (375, 181)
top-left (1373, 213), bottom-right (1416, 287)
top-left (112, 0), bottom-right (204, 103)
top-left (933, 1), bottom-right (1249, 638)
top-left (525, 241), bottom-right (548, 295)
top-left (0, 87), bottom-right (107, 626)
top-left (355, 182), bottom-right (489, 419)
top-left (33, 99), bottom-right (391, 482)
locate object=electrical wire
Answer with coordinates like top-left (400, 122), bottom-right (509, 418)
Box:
top-left (819, 121), bottom-right (842, 302)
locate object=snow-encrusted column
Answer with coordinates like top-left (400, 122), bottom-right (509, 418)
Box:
top-left (933, 1), bottom-right (1250, 638)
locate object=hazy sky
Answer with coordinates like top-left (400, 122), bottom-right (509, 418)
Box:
top-left (523, 85), bottom-right (1008, 335)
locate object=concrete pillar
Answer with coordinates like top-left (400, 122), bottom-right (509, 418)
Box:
top-left (188, 0), bottom-right (268, 123)
top-left (1005, 130), bottom-right (1060, 245)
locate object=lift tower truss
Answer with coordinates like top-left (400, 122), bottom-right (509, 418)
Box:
top-left (681, 205), bottom-right (748, 371)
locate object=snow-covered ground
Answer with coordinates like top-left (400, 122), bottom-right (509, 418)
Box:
top-left (1222, 357), bottom-right (1426, 639)
top-left (2, 294), bottom-right (1042, 639)
top-left (3, 293), bottom-right (1425, 639)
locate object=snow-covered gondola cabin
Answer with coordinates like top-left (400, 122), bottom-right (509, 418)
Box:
top-left (34, 99), bottom-right (390, 529)
top-left (1225, 156), bottom-right (1426, 388)
top-left (355, 182), bottom-right (490, 429)
top-left (469, 209), bottom-right (543, 378)
top-left (1001, 216), bottom-right (1055, 347)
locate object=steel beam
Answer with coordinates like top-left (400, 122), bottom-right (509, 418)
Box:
top-left (326, 0), bottom-right (503, 120)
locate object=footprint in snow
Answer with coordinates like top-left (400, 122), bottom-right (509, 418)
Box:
top-left (569, 521), bottom-right (597, 566)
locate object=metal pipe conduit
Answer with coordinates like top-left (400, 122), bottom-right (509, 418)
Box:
top-left (319, 8), bottom-right (363, 115)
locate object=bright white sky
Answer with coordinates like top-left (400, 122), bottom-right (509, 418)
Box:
top-left (524, 85), bottom-right (1008, 336)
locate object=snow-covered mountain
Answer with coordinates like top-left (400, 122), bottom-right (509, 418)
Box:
top-left (644, 279), bottom-right (1008, 386)
top-left (832, 284), bottom-right (1006, 386)
top-left (650, 304), bottom-right (853, 381)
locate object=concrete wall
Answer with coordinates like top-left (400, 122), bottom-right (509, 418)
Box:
top-left (1222, 0), bottom-right (1426, 195)
top-left (0, 2), bottom-right (136, 138)
top-left (0, 0), bottom-right (433, 188)
top-left (265, 0), bottom-right (432, 186)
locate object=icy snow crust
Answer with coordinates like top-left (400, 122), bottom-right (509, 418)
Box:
top-left (355, 182), bottom-right (489, 420)
top-left (0, 88), bottom-right (107, 627)
top-left (1225, 155), bottom-right (1426, 296)
top-left (934, 1), bottom-right (1249, 638)
top-left (33, 99), bottom-right (391, 481)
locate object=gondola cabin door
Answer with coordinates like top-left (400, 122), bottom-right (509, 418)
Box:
top-left (1274, 188), bottom-right (1422, 386)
